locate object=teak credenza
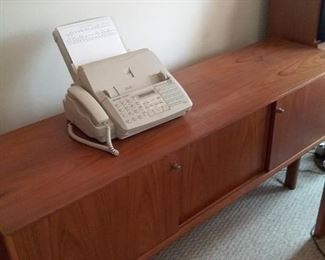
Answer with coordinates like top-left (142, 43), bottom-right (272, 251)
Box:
top-left (1, 40), bottom-right (325, 260)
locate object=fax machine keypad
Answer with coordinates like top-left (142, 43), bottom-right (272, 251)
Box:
top-left (141, 96), bottom-right (169, 117)
top-left (113, 95), bottom-right (169, 125)
top-left (114, 97), bottom-right (146, 124)
top-left (156, 83), bottom-right (187, 107)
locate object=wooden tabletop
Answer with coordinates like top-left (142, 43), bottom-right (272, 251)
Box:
top-left (1, 40), bottom-right (325, 235)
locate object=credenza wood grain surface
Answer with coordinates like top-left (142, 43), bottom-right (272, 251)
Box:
top-left (1, 40), bottom-right (325, 236)
top-left (9, 158), bottom-right (180, 260)
top-left (269, 0), bottom-right (322, 46)
top-left (269, 76), bottom-right (325, 169)
top-left (178, 107), bottom-right (270, 223)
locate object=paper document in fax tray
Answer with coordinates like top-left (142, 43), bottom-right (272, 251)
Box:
top-left (77, 48), bottom-right (193, 138)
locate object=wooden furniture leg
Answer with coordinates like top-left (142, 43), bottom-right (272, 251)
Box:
top-left (284, 158), bottom-right (301, 190)
top-left (315, 184), bottom-right (325, 238)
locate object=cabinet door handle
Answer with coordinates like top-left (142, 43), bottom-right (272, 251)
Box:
top-left (276, 107), bottom-right (285, 113)
top-left (170, 162), bottom-right (182, 171)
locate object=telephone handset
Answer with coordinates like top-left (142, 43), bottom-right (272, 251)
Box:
top-left (68, 85), bottom-right (109, 125)
top-left (64, 85), bottom-right (119, 156)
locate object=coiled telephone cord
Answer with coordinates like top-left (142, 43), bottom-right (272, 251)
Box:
top-left (67, 123), bottom-right (119, 156)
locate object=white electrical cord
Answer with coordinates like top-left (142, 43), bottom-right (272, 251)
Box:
top-left (67, 123), bottom-right (119, 156)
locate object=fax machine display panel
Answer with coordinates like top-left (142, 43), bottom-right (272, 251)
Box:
top-left (110, 80), bottom-right (189, 128)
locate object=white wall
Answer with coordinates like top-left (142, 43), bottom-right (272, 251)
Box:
top-left (0, 0), bottom-right (268, 134)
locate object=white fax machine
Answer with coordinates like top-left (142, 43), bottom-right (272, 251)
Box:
top-left (53, 17), bottom-right (192, 156)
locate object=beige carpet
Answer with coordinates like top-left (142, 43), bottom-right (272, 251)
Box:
top-left (154, 151), bottom-right (325, 260)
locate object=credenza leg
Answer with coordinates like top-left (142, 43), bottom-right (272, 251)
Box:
top-left (284, 158), bottom-right (301, 190)
top-left (315, 184), bottom-right (325, 238)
